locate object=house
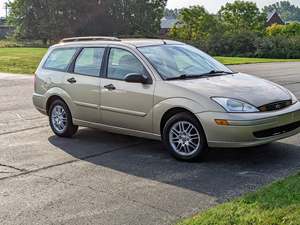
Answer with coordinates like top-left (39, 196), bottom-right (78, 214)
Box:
top-left (0, 18), bottom-right (13, 38)
top-left (266, 11), bottom-right (285, 26)
top-left (160, 17), bottom-right (179, 36)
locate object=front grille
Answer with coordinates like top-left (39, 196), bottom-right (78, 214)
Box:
top-left (253, 121), bottom-right (300, 138)
top-left (258, 100), bottom-right (292, 112)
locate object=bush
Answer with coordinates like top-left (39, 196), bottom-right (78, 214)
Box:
top-left (0, 39), bottom-right (48, 48)
top-left (256, 35), bottom-right (300, 58)
top-left (208, 31), bottom-right (258, 57)
top-left (173, 31), bottom-right (300, 59)
top-left (166, 1), bottom-right (300, 59)
top-left (267, 23), bottom-right (300, 37)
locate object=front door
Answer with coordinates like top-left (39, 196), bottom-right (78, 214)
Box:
top-left (64, 47), bottom-right (105, 123)
top-left (100, 47), bottom-right (154, 132)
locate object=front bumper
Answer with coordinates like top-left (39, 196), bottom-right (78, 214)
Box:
top-left (196, 102), bottom-right (300, 148)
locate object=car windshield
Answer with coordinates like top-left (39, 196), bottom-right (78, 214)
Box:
top-left (138, 44), bottom-right (233, 80)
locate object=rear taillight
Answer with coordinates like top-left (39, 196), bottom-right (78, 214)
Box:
top-left (34, 73), bottom-right (37, 91)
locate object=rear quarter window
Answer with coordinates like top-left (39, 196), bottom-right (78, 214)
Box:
top-left (43, 48), bottom-right (77, 71)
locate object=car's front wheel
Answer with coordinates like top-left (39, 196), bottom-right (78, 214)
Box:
top-left (163, 112), bottom-right (208, 161)
top-left (49, 99), bottom-right (78, 138)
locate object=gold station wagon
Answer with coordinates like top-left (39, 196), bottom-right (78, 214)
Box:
top-left (33, 37), bottom-right (300, 161)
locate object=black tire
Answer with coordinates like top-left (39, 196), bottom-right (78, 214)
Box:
top-left (49, 99), bottom-right (78, 138)
top-left (162, 112), bottom-right (208, 162)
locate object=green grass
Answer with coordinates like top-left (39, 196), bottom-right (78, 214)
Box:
top-left (216, 56), bottom-right (300, 65)
top-left (177, 172), bottom-right (300, 225)
top-left (0, 47), bottom-right (300, 74)
top-left (0, 39), bottom-right (47, 48)
top-left (0, 48), bottom-right (47, 74)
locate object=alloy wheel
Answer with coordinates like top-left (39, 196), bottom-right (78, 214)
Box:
top-left (51, 105), bottom-right (67, 133)
top-left (169, 121), bottom-right (201, 156)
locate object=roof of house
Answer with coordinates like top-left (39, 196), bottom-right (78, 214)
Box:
top-left (0, 18), bottom-right (10, 28)
top-left (267, 11), bottom-right (276, 21)
top-left (267, 11), bottom-right (285, 24)
top-left (0, 18), bottom-right (6, 25)
top-left (160, 17), bottom-right (179, 29)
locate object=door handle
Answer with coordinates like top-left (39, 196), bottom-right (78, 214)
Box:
top-left (67, 77), bottom-right (77, 84)
top-left (104, 84), bottom-right (116, 91)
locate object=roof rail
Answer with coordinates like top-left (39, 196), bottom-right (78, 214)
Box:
top-left (60, 36), bottom-right (121, 43)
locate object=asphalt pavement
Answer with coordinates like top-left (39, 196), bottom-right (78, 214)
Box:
top-left (0, 62), bottom-right (299, 225)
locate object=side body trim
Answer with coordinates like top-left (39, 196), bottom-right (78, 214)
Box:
top-left (73, 119), bottom-right (161, 140)
top-left (100, 106), bottom-right (147, 117)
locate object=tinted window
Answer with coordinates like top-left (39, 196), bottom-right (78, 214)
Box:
top-left (107, 48), bottom-right (145, 80)
top-left (44, 48), bottom-right (77, 71)
top-left (74, 48), bottom-right (105, 77)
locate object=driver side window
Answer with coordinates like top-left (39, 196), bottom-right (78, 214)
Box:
top-left (107, 48), bottom-right (145, 80)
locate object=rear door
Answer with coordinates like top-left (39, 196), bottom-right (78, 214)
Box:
top-left (64, 47), bottom-right (106, 123)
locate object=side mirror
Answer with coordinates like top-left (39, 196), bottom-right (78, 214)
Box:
top-left (124, 73), bottom-right (152, 84)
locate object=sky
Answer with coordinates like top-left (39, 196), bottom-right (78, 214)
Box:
top-left (166, 0), bottom-right (300, 12)
top-left (1, 0), bottom-right (300, 17)
top-left (0, 0), bottom-right (7, 18)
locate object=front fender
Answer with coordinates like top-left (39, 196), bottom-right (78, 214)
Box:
top-left (153, 97), bottom-right (206, 135)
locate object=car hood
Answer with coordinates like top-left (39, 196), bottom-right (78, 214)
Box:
top-left (169, 73), bottom-right (291, 107)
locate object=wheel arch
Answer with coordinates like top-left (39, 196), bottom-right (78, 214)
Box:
top-left (46, 95), bottom-right (69, 115)
top-left (160, 107), bottom-right (209, 161)
top-left (44, 87), bottom-right (75, 116)
top-left (153, 97), bottom-right (206, 135)
top-left (160, 107), bottom-right (198, 135)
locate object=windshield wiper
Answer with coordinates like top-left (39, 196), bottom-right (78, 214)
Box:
top-left (165, 74), bottom-right (203, 81)
top-left (165, 71), bottom-right (236, 81)
top-left (200, 70), bottom-right (235, 77)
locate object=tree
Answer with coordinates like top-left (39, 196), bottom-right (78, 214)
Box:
top-left (7, 0), bottom-right (101, 42)
top-left (109, 0), bottom-right (167, 36)
top-left (7, 0), bottom-right (167, 42)
top-left (266, 23), bottom-right (300, 36)
top-left (263, 1), bottom-right (300, 22)
top-left (164, 8), bottom-right (181, 19)
top-left (218, 0), bottom-right (266, 33)
top-left (169, 6), bottom-right (220, 41)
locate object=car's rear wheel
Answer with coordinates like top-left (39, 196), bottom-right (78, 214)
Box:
top-left (49, 99), bottom-right (78, 138)
top-left (163, 112), bottom-right (208, 161)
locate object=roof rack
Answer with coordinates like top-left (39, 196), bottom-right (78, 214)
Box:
top-left (60, 36), bottom-right (121, 43)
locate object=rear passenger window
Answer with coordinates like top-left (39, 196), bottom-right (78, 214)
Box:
top-left (74, 48), bottom-right (105, 77)
top-left (44, 48), bottom-right (77, 71)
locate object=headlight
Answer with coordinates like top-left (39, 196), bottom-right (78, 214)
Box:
top-left (288, 91), bottom-right (298, 104)
top-left (212, 97), bottom-right (259, 113)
